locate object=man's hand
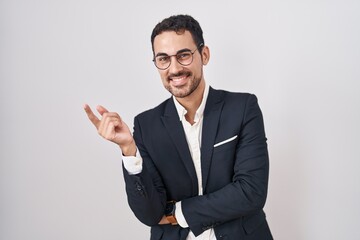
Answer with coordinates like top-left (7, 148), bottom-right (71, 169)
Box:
top-left (83, 104), bottom-right (136, 156)
top-left (158, 215), bottom-right (174, 225)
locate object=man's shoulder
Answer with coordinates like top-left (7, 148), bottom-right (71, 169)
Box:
top-left (210, 87), bottom-right (255, 102)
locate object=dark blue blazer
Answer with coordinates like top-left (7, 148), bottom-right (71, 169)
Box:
top-left (123, 87), bottom-right (273, 240)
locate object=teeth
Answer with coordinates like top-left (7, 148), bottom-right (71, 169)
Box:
top-left (171, 75), bottom-right (186, 81)
top-left (173, 77), bottom-right (185, 81)
top-left (169, 74), bottom-right (188, 87)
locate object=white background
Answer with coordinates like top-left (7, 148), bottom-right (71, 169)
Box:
top-left (1, 0), bottom-right (359, 239)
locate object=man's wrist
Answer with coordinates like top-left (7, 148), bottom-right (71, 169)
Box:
top-left (165, 201), bottom-right (178, 225)
top-left (120, 140), bottom-right (137, 156)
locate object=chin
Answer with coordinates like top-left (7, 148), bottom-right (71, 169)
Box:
top-left (171, 88), bottom-right (193, 98)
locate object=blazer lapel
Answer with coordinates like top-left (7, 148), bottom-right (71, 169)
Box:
top-left (201, 88), bottom-right (224, 193)
top-left (161, 98), bottom-right (198, 196)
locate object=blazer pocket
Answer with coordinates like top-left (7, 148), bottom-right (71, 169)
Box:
top-left (214, 135), bottom-right (238, 148)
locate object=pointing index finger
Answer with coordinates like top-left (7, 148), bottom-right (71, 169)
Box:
top-left (83, 104), bottom-right (100, 128)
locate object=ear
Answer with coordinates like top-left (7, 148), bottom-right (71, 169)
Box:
top-left (201, 45), bottom-right (210, 65)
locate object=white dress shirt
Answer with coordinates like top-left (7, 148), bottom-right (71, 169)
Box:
top-left (123, 83), bottom-right (216, 240)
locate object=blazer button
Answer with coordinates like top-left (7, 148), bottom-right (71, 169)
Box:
top-left (135, 183), bottom-right (142, 190)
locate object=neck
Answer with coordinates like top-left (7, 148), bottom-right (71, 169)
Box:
top-left (175, 79), bottom-right (206, 124)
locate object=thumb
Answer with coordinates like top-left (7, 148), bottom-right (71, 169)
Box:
top-left (96, 105), bottom-right (109, 116)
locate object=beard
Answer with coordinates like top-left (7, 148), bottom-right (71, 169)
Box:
top-left (164, 70), bottom-right (202, 98)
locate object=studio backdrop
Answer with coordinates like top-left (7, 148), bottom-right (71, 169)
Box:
top-left (1, 0), bottom-right (359, 239)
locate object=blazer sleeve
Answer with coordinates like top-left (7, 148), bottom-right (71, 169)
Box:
top-left (122, 116), bottom-right (167, 226)
top-left (181, 94), bottom-right (270, 236)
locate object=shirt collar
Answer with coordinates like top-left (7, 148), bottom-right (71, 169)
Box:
top-left (173, 82), bottom-right (210, 123)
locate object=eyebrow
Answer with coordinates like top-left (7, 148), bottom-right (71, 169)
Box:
top-left (155, 48), bottom-right (192, 58)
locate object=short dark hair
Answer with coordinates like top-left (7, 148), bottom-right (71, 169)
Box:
top-left (151, 14), bottom-right (204, 54)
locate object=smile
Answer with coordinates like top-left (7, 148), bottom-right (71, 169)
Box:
top-left (171, 75), bottom-right (187, 81)
top-left (169, 74), bottom-right (190, 87)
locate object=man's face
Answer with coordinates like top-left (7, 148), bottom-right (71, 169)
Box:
top-left (153, 30), bottom-right (209, 98)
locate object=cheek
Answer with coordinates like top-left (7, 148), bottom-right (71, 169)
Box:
top-left (160, 74), bottom-right (168, 85)
top-left (189, 66), bottom-right (199, 76)
top-left (157, 71), bottom-right (167, 80)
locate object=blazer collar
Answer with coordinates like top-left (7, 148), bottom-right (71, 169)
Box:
top-left (161, 87), bottom-right (225, 194)
top-left (201, 87), bottom-right (224, 192)
top-left (161, 97), bottom-right (198, 196)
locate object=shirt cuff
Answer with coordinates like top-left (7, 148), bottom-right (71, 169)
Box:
top-left (122, 149), bottom-right (143, 175)
top-left (175, 201), bottom-right (189, 228)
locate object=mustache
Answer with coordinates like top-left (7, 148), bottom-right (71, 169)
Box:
top-left (168, 71), bottom-right (191, 80)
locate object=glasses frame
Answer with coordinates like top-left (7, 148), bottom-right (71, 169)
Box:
top-left (153, 43), bottom-right (204, 70)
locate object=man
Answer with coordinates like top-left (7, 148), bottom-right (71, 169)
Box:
top-left (84, 15), bottom-right (273, 240)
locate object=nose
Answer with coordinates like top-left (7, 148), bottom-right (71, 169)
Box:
top-left (168, 56), bottom-right (183, 74)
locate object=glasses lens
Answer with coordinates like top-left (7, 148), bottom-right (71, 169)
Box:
top-left (155, 56), bottom-right (170, 69)
top-left (177, 52), bottom-right (193, 66)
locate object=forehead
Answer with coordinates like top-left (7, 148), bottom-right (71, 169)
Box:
top-left (153, 30), bottom-right (196, 54)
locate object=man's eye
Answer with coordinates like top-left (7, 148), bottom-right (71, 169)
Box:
top-left (178, 53), bottom-right (191, 59)
top-left (158, 56), bottom-right (169, 62)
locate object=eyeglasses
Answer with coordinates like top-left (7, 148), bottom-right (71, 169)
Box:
top-left (153, 44), bottom-right (204, 70)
